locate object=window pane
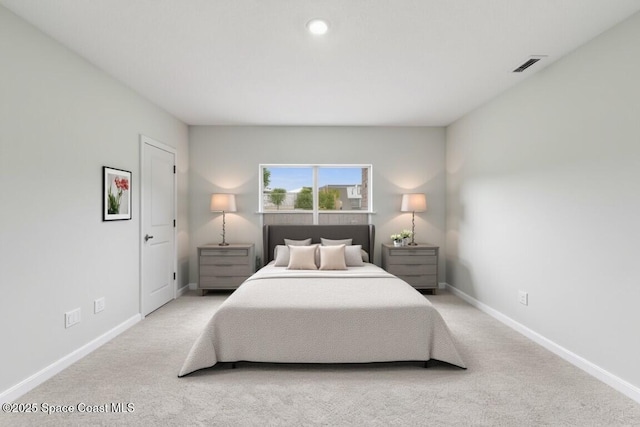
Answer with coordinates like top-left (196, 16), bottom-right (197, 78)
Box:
top-left (262, 167), bottom-right (313, 211)
top-left (317, 167), bottom-right (368, 211)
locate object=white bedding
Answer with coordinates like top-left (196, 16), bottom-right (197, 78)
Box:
top-left (179, 263), bottom-right (465, 376)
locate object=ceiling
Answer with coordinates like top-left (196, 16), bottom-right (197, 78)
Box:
top-left (2, 1), bottom-right (640, 126)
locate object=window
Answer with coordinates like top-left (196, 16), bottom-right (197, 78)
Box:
top-left (262, 166), bottom-right (313, 211)
top-left (260, 164), bottom-right (372, 224)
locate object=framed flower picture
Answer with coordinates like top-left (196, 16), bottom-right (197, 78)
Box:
top-left (103, 166), bottom-right (132, 221)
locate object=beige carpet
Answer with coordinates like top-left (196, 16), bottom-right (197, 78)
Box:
top-left (2, 290), bottom-right (639, 426)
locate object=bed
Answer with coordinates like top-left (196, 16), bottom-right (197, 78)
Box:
top-left (178, 225), bottom-right (465, 377)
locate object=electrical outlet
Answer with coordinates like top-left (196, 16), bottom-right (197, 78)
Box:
top-left (94, 297), bottom-right (105, 314)
top-left (518, 291), bottom-right (529, 306)
top-left (65, 308), bottom-right (81, 328)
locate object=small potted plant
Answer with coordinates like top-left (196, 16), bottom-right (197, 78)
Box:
top-left (400, 229), bottom-right (413, 246)
top-left (391, 234), bottom-right (403, 247)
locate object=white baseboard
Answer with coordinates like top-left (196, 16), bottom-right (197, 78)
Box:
top-left (445, 284), bottom-right (640, 404)
top-left (0, 314), bottom-right (141, 404)
top-left (177, 283), bottom-right (190, 297)
top-left (188, 282), bottom-right (197, 291)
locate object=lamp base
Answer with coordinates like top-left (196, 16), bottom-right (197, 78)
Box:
top-left (407, 242), bottom-right (419, 246)
top-left (218, 242), bottom-right (229, 246)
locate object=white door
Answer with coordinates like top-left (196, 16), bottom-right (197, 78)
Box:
top-left (141, 136), bottom-right (176, 316)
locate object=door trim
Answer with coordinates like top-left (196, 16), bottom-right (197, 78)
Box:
top-left (139, 134), bottom-right (177, 318)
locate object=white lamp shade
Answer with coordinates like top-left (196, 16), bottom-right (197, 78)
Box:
top-left (400, 193), bottom-right (427, 212)
top-left (210, 193), bottom-right (237, 212)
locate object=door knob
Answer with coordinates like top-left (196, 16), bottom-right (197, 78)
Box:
top-left (145, 234), bottom-right (154, 242)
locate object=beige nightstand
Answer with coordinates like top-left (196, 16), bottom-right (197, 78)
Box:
top-left (381, 243), bottom-right (439, 294)
top-left (197, 244), bottom-right (255, 295)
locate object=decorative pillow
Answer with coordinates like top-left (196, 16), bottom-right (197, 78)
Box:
top-left (276, 244), bottom-right (320, 266)
top-left (287, 245), bottom-right (318, 270)
top-left (345, 245), bottom-right (365, 266)
top-left (284, 238), bottom-right (312, 246)
top-left (319, 245), bottom-right (347, 270)
top-left (321, 238), bottom-right (352, 246)
top-left (320, 238), bottom-right (368, 262)
top-left (273, 245), bottom-right (290, 267)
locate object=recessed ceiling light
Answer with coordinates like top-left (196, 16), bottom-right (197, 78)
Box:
top-left (307, 19), bottom-right (328, 35)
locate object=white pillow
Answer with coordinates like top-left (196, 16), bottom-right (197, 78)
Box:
top-left (345, 245), bottom-right (365, 266)
top-left (276, 244), bottom-right (321, 266)
top-left (284, 238), bottom-right (312, 246)
top-left (273, 245), bottom-right (290, 267)
top-left (319, 245), bottom-right (347, 270)
top-left (287, 245), bottom-right (318, 270)
top-left (321, 238), bottom-right (352, 246)
top-left (320, 238), bottom-right (368, 262)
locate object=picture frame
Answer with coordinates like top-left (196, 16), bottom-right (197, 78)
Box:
top-left (103, 166), bottom-right (132, 221)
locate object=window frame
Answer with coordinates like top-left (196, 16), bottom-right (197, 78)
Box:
top-left (259, 164), bottom-right (373, 221)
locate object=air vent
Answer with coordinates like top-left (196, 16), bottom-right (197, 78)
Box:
top-left (512, 55), bottom-right (547, 73)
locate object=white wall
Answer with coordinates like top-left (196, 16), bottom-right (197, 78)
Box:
top-left (446, 12), bottom-right (640, 393)
top-left (0, 6), bottom-right (189, 398)
top-left (189, 126), bottom-right (445, 279)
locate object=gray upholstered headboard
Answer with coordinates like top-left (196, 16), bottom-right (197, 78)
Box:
top-left (262, 224), bottom-right (375, 265)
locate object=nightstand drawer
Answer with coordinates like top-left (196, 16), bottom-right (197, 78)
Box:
top-left (385, 254), bottom-right (437, 265)
top-left (386, 264), bottom-right (437, 276)
top-left (388, 248), bottom-right (437, 257)
top-left (200, 264), bottom-right (251, 276)
top-left (201, 248), bottom-right (250, 257)
top-left (200, 255), bottom-right (250, 266)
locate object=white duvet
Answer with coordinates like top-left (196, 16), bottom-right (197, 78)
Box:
top-left (179, 264), bottom-right (465, 376)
